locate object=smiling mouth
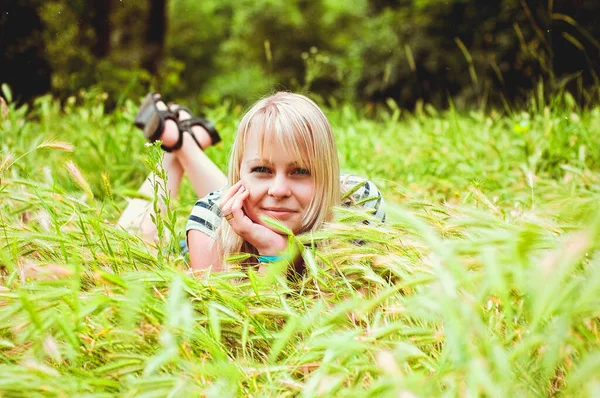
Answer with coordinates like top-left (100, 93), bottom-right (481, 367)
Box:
top-left (261, 208), bottom-right (297, 218)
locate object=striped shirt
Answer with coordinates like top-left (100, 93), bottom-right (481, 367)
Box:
top-left (186, 174), bottom-right (386, 238)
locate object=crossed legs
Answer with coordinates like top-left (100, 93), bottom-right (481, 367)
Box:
top-left (118, 99), bottom-right (227, 242)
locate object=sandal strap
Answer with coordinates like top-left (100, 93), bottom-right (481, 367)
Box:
top-left (160, 130), bottom-right (184, 153)
top-left (135, 95), bottom-right (222, 152)
top-left (148, 111), bottom-right (178, 143)
top-left (134, 92), bottom-right (178, 143)
top-left (170, 105), bottom-right (194, 119)
top-left (178, 117), bottom-right (222, 146)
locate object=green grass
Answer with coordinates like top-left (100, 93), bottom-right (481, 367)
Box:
top-left (1, 88), bottom-right (600, 396)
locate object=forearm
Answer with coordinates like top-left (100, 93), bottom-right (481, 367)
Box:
top-left (188, 230), bottom-right (224, 272)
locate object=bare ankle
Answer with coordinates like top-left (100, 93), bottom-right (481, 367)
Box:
top-left (190, 125), bottom-right (213, 149)
top-left (181, 130), bottom-right (211, 151)
top-left (153, 97), bottom-right (179, 148)
top-left (161, 119), bottom-right (180, 148)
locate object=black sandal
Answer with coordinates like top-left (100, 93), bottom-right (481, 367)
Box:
top-left (133, 92), bottom-right (179, 152)
top-left (170, 105), bottom-right (222, 151)
top-left (134, 93), bottom-right (221, 152)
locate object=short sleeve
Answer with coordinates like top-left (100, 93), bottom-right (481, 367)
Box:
top-left (340, 174), bottom-right (386, 223)
top-left (186, 189), bottom-right (224, 239)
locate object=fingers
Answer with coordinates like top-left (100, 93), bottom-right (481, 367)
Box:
top-left (220, 184), bottom-right (251, 236)
top-left (219, 182), bottom-right (247, 220)
top-left (218, 181), bottom-right (243, 209)
top-left (221, 184), bottom-right (249, 218)
top-left (230, 185), bottom-right (250, 215)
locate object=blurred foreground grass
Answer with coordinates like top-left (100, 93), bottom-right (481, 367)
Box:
top-left (1, 89), bottom-right (600, 396)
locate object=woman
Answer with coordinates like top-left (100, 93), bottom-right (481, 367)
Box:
top-left (118, 92), bottom-right (385, 271)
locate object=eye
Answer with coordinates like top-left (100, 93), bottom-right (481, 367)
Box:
top-left (293, 168), bottom-right (311, 176)
top-left (251, 166), bottom-right (270, 173)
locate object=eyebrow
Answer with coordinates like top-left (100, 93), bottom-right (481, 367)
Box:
top-left (246, 158), bottom-right (305, 168)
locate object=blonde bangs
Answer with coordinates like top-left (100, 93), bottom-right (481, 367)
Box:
top-left (241, 103), bottom-right (313, 172)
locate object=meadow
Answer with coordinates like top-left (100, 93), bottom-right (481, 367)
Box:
top-left (1, 86), bottom-right (600, 396)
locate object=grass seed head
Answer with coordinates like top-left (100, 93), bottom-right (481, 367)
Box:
top-left (0, 153), bottom-right (14, 174)
top-left (20, 260), bottom-right (74, 280)
top-left (65, 160), bottom-right (94, 198)
top-left (38, 139), bottom-right (74, 152)
top-left (101, 172), bottom-right (113, 199)
top-left (43, 335), bottom-right (63, 363)
top-left (0, 96), bottom-right (7, 119)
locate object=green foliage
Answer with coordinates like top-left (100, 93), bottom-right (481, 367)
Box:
top-left (163, 0), bottom-right (600, 106)
top-left (37, 1), bottom-right (149, 103)
top-left (8, 0), bottom-right (597, 107)
top-left (1, 92), bottom-right (600, 395)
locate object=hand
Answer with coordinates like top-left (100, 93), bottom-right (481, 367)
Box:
top-left (218, 181), bottom-right (288, 256)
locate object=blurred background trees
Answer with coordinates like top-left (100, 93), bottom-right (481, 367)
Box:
top-left (1, 0), bottom-right (599, 108)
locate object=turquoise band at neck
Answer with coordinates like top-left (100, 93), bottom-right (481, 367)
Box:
top-left (258, 255), bottom-right (283, 263)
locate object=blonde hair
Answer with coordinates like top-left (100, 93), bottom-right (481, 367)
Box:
top-left (217, 92), bottom-right (340, 262)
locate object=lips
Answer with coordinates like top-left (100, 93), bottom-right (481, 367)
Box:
top-left (261, 207), bottom-right (297, 219)
top-left (263, 207), bottom-right (296, 212)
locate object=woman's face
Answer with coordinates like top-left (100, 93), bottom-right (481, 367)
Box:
top-left (239, 132), bottom-right (315, 234)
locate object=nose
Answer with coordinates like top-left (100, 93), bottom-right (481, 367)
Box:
top-left (268, 174), bottom-right (291, 198)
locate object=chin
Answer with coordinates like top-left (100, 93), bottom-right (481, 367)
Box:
top-left (260, 216), bottom-right (302, 235)
top-left (273, 219), bottom-right (302, 234)
top-left (286, 219), bottom-right (306, 235)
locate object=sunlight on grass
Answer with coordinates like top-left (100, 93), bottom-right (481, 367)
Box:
top-left (1, 91), bottom-right (600, 396)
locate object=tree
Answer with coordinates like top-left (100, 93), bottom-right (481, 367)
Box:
top-left (90, 0), bottom-right (112, 58)
top-left (0, 0), bottom-right (51, 102)
top-left (142, 0), bottom-right (167, 75)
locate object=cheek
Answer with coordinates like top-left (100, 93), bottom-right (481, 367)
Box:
top-left (241, 175), bottom-right (270, 196)
top-left (297, 182), bottom-right (316, 208)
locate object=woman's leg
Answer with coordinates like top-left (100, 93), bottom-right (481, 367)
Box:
top-left (117, 98), bottom-right (226, 242)
top-left (117, 152), bottom-right (184, 241)
top-left (172, 109), bottom-right (227, 197)
top-left (117, 96), bottom-right (184, 240)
